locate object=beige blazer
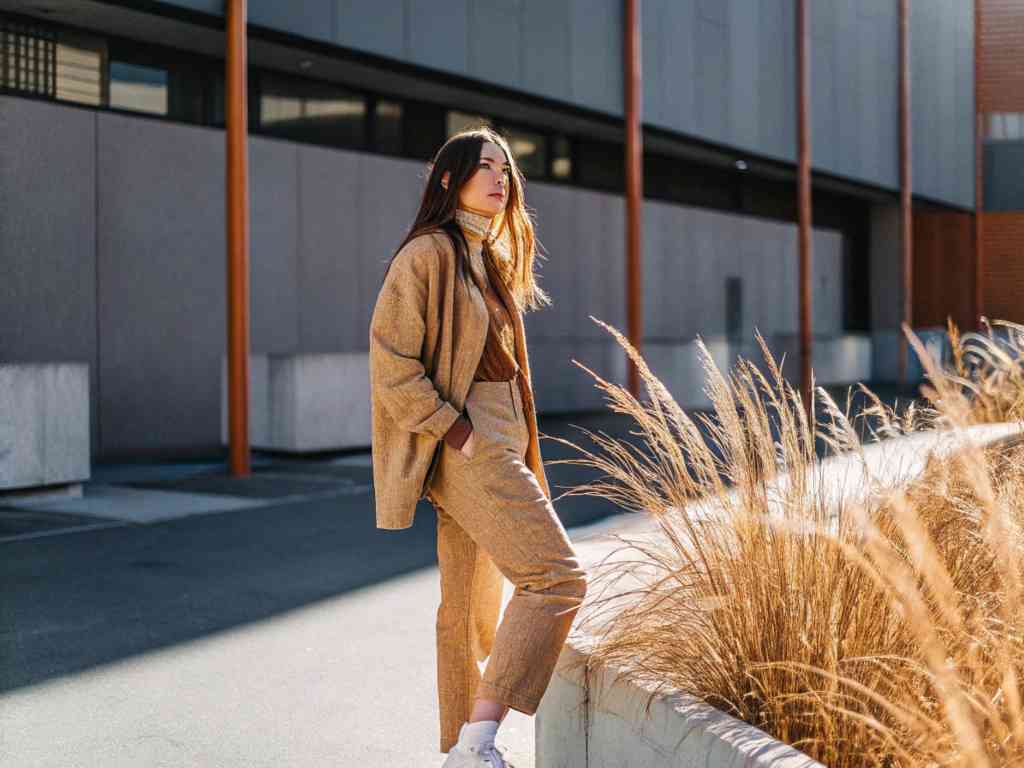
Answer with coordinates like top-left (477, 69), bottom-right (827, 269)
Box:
top-left (368, 231), bottom-right (552, 530)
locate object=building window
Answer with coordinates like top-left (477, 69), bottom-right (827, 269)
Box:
top-left (447, 110), bottom-right (491, 137)
top-left (404, 100), bottom-right (445, 160)
top-left (109, 60), bottom-right (168, 115)
top-left (576, 138), bottom-right (625, 192)
top-left (551, 135), bottom-right (572, 181)
top-left (257, 71), bottom-right (367, 150)
top-left (55, 33), bottom-right (104, 106)
top-left (372, 98), bottom-right (403, 155)
top-left (1, 19), bottom-right (61, 98)
top-left (984, 113), bottom-right (1024, 141)
top-left (502, 125), bottom-right (547, 179)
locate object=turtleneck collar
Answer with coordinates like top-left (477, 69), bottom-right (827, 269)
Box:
top-left (454, 207), bottom-right (495, 243)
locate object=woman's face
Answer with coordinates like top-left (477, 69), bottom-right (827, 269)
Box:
top-left (447, 141), bottom-right (510, 217)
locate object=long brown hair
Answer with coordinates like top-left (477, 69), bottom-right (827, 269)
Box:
top-left (380, 126), bottom-right (551, 313)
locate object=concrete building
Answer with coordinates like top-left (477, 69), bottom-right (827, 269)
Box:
top-left (1, 1), bottom-right (1019, 462)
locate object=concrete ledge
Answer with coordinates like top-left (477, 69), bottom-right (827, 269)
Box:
top-left (538, 640), bottom-right (822, 768)
top-left (220, 353), bottom-right (370, 452)
top-left (0, 363), bottom-right (90, 492)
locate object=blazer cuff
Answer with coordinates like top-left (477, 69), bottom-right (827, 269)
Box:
top-left (430, 400), bottom-right (463, 440)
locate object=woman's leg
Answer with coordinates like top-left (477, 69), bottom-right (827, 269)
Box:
top-left (433, 493), bottom-right (506, 753)
top-left (430, 380), bottom-right (589, 732)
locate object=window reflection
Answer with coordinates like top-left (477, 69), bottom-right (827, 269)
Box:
top-left (985, 113), bottom-right (1024, 141)
top-left (447, 110), bottom-right (491, 137)
top-left (55, 38), bottom-right (103, 106)
top-left (551, 135), bottom-right (572, 180)
top-left (504, 127), bottom-right (546, 178)
top-left (110, 61), bottom-right (168, 115)
top-left (374, 99), bottom-right (403, 154)
top-left (259, 72), bottom-right (366, 149)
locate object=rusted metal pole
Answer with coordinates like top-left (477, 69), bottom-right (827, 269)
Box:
top-left (898, 0), bottom-right (912, 381)
top-left (226, 0), bottom-right (251, 476)
top-left (796, 0), bottom-right (813, 415)
top-left (974, 0), bottom-right (984, 328)
top-left (624, 0), bottom-right (643, 400)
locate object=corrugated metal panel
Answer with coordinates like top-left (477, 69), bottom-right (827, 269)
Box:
top-left (978, 0), bottom-right (1024, 112)
top-left (912, 211), bottom-right (975, 328)
top-left (981, 213), bottom-right (1024, 323)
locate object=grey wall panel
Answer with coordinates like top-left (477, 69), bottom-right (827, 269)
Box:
top-left (250, 1), bottom-right (333, 42)
top-left (727, 0), bottom-right (759, 153)
top-left (757, 0), bottom-right (795, 161)
top-left (336, 0), bottom-right (406, 59)
top-left (469, 0), bottom-right (524, 91)
top-left (525, 184), bottom-right (578, 339)
top-left (250, 137), bottom-right (300, 354)
top-left (96, 113), bottom-right (226, 458)
top-left (640, 199), bottom-right (842, 345)
top-left (695, 14), bottom-right (729, 142)
top-left (520, 182), bottom-right (626, 348)
top-left (0, 97), bottom-right (99, 457)
top-left (568, 0), bottom-right (623, 116)
top-left (297, 144), bottom-right (361, 352)
top-left (352, 153), bottom-right (426, 339)
top-left (522, 0), bottom-right (572, 102)
top-left (406, 0), bottom-right (470, 77)
top-left (912, 0), bottom-right (974, 208)
top-left (297, 146), bottom-right (423, 354)
top-left (954, 0), bottom-right (975, 207)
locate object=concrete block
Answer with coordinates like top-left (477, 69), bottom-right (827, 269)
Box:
top-left (641, 337), bottom-right (733, 411)
top-left (221, 353), bottom-right (370, 452)
top-left (0, 363), bottom-right (90, 491)
top-left (872, 326), bottom-right (949, 382)
top-left (760, 333), bottom-right (874, 386)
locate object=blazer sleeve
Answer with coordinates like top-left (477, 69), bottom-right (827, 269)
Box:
top-left (369, 236), bottom-right (462, 440)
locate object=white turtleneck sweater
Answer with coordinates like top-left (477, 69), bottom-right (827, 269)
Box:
top-left (453, 207), bottom-right (521, 383)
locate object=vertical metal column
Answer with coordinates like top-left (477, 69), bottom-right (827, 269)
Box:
top-left (796, 0), bottom-right (813, 414)
top-left (974, 0), bottom-right (984, 328)
top-left (624, 0), bottom-right (643, 400)
top-left (898, 0), bottom-right (913, 380)
top-left (226, 0), bottom-right (251, 475)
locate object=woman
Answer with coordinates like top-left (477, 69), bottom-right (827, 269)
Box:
top-left (368, 127), bottom-right (589, 767)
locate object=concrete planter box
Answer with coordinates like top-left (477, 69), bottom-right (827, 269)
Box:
top-left (220, 353), bottom-right (370, 452)
top-left (0, 363), bottom-right (90, 495)
top-left (538, 639), bottom-right (823, 768)
top-left (538, 422), bottom-right (1024, 766)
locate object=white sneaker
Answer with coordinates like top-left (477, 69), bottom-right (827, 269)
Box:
top-left (441, 740), bottom-right (517, 767)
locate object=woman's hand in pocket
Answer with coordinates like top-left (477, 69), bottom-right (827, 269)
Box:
top-left (443, 413), bottom-right (475, 458)
top-left (458, 427), bottom-right (476, 459)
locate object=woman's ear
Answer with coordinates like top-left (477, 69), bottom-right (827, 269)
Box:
top-left (440, 170), bottom-right (450, 191)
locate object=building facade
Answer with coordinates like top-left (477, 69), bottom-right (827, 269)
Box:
top-left (1, 0), bottom-right (1013, 462)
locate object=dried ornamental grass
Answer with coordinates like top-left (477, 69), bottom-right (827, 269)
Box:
top-left (942, 318), bottom-right (1024, 425)
top-left (547, 317), bottom-right (1024, 767)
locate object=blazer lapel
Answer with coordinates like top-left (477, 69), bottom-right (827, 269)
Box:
top-left (450, 249), bottom-right (490, 409)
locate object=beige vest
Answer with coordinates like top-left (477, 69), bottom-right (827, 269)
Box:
top-left (368, 231), bottom-right (551, 530)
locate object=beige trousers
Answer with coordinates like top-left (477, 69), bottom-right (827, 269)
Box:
top-left (426, 377), bottom-right (589, 754)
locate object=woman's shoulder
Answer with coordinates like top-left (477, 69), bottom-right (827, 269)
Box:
top-left (395, 229), bottom-right (456, 267)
